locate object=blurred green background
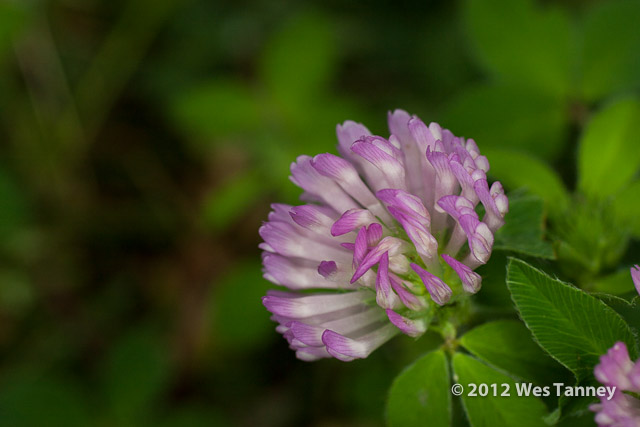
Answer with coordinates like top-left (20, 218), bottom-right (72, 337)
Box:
top-left (0, 0), bottom-right (638, 425)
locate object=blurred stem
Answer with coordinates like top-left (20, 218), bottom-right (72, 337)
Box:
top-left (13, 0), bottom-right (181, 206)
top-left (68, 0), bottom-right (182, 143)
top-left (12, 12), bottom-right (85, 203)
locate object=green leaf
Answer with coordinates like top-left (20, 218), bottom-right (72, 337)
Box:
top-left (386, 349), bottom-right (450, 427)
top-left (442, 84), bottom-right (567, 160)
top-left (581, 0), bottom-right (640, 101)
top-left (554, 199), bottom-right (629, 278)
top-left (506, 258), bottom-right (637, 380)
top-left (103, 327), bottom-right (171, 423)
top-left (460, 320), bottom-right (570, 386)
top-left (611, 180), bottom-right (640, 237)
top-left (481, 149), bottom-right (570, 216)
top-left (260, 12), bottom-right (336, 109)
top-left (596, 294), bottom-right (640, 332)
top-left (494, 194), bottom-right (554, 259)
top-left (553, 376), bottom-right (603, 422)
top-left (464, 0), bottom-right (572, 94)
top-left (578, 98), bottom-right (640, 199)
top-left (452, 353), bottom-right (548, 427)
top-left (593, 268), bottom-right (636, 295)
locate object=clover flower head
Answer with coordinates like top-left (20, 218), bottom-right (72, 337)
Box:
top-left (591, 341), bottom-right (640, 426)
top-left (260, 110), bottom-right (508, 361)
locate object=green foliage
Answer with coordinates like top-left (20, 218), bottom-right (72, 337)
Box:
top-left (386, 349), bottom-right (450, 427)
top-left (210, 260), bottom-right (274, 352)
top-left (493, 194), bottom-right (554, 259)
top-left (460, 320), bottom-right (569, 386)
top-left (473, 252), bottom-right (513, 310)
top-left (593, 268), bottom-right (637, 295)
top-left (581, 0), bottom-right (640, 101)
top-left (464, 0), bottom-right (572, 95)
top-left (0, 374), bottom-right (89, 427)
top-left (0, 269), bottom-right (34, 316)
top-left (4, 0), bottom-right (640, 425)
top-left (168, 10), bottom-right (369, 213)
top-left (338, 353), bottom-right (399, 422)
top-left (611, 178), bottom-right (640, 238)
top-left (452, 353), bottom-right (548, 427)
top-left (484, 94), bottom-right (640, 285)
top-left (0, 2), bottom-right (27, 64)
top-left (442, 84), bottom-right (567, 160)
top-left (0, 166), bottom-right (31, 245)
top-left (457, 0), bottom-right (640, 165)
top-left (554, 199), bottom-right (630, 281)
top-left (596, 294), bottom-right (640, 333)
top-left (507, 258), bottom-right (637, 380)
top-left (103, 327), bottom-right (172, 424)
top-left (202, 170), bottom-right (266, 232)
top-left (482, 149), bottom-right (569, 216)
top-left (156, 405), bottom-right (230, 427)
top-left (550, 376), bottom-right (603, 424)
top-left (260, 13), bottom-right (337, 112)
top-left (172, 79), bottom-right (261, 142)
top-left (578, 98), bottom-right (640, 199)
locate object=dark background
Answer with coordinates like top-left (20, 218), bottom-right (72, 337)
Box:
top-left (0, 0), bottom-right (638, 425)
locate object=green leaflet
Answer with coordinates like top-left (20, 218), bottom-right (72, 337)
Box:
top-left (460, 320), bottom-right (570, 386)
top-left (386, 349), bottom-right (450, 427)
top-left (452, 353), bottom-right (548, 427)
top-left (578, 98), bottom-right (640, 199)
top-left (506, 258), bottom-right (637, 380)
top-left (493, 194), bottom-right (554, 259)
